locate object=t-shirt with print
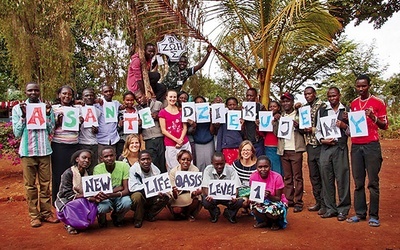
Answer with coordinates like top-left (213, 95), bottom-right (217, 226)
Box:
top-left (158, 108), bottom-right (189, 146)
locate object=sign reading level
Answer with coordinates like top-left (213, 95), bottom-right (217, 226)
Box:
top-left (208, 180), bottom-right (236, 200)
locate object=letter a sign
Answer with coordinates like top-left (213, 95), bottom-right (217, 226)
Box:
top-left (26, 103), bottom-right (46, 130)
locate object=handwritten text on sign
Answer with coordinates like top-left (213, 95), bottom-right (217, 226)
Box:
top-left (81, 106), bottom-right (98, 128)
top-left (104, 102), bottom-right (118, 123)
top-left (195, 103), bottom-right (210, 123)
top-left (26, 103), bottom-right (46, 130)
top-left (175, 171), bottom-right (202, 191)
top-left (249, 181), bottom-right (266, 203)
top-left (182, 102), bottom-right (195, 122)
top-left (348, 111), bottom-right (368, 137)
top-left (258, 111), bottom-right (273, 132)
top-left (123, 113), bottom-right (138, 134)
top-left (61, 107), bottom-right (80, 132)
top-left (227, 110), bottom-right (242, 131)
top-left (242, 102), bottom-right (256, 121)
top-left (211, 103), bottom-right (226, 123)
top-left (277, 117), bottom-right (293, 139)
top-left (82, 173), bottom-right (113, 197)
top-left (299, 106), bottom-right (311, 129)
top-left (320, 115), bottom-right (341, 139)
top-left (143, 173), bottom-right (172, 198)
top-left (157, 35), bottom-right (187, 62)
top-left (138, 107), bottom-right (155, 129)
top-left (208, 180), bottom-right (236, 200)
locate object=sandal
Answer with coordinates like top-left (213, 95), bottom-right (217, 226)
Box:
top-left (253, 222), bottom-right (267, 228)
top-left (188, 215), bottom-right (196, 222)
top-left (65, 225), bottom-right (78, 235)
top-left (368, 218), bottom-right (380, 227)
top-left (346, 215), bottom-right (365, 223)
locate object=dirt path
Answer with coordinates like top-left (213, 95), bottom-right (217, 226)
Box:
top-left (1, 140), bottom-right (399, 249)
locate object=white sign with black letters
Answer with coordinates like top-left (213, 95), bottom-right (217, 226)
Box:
top-left (82, 173), bottom-right (112, 197)
top-left (208, 180), bottom-right (236, 200)
top-left (277, 117), bottom-right (293, 139)
top-left (175, 171), bottom-right (202, 191)
top-left (249, 181), bottom-right (266, 203)
top-left (211, 104), bottom-right (226, 124)
top-left (320, 115), bottom-right (341, 139)
top-left (157, 35), bottom-right (187, 62)
top-left (182, 102), bottom-right (195, 122)
top-left (143, 173), bottom-right (172, 198)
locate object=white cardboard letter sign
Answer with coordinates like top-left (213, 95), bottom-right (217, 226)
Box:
top-left (143, 173), bottom-right (172, 198)
top-left (82, 173), bottom-right (112, 197)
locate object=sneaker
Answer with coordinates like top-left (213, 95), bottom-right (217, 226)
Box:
top-left (30, 218), bottom-right (42, 228)
top-left (42, 214), bottom-right (60, 223)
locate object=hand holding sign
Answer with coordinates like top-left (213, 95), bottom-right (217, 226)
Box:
top-left (299, 106), bottom-right (311, 129)
top-left (242, 102), bottom-right (256, 121)
top-left (182, 102), bottom-right (195, 122)
top-left (143, 173), bottom-right (172, 198)
top-left (175, 171), bottom-right (202, 191)
top-left (349, 111), bottom-right (368, 137)
top-left (82, 173), bottom-right (113, 197)
top-left (208, 180), bottom-right (236, 200)
top-left (250, 181), bottom-right (266, 203)
top-left (259, 111), bottom-right (273, 132)
top-left (26, 103), bottom-right (47, 130)
top-left (277, 117), bottom-right (293, 139)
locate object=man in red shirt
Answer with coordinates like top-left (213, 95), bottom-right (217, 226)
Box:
top-left (347, 74), bottom-right (388, 227)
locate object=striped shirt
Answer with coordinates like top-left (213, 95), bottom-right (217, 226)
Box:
top-left (231, 160), bottom-right (257, 187)
top-left (12, 100), bottom-right (55, 157)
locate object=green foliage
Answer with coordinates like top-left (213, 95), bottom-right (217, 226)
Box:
top-left (329, 0), bottom-right (400, 29)
top-left (318, 38), bottom-right (386, 105)
top-left (0, 122), bottom-right (20, 165)
top-left (0, 0), bottom-right (74, 100)
top-left (0, 35), bottom-right (18, 100)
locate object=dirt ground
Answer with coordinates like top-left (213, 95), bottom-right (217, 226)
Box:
top-left (0, 140), bottom-right (399, 250)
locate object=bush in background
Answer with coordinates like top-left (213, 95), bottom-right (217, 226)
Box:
top-left (0, 122), bottom-right (20, 165)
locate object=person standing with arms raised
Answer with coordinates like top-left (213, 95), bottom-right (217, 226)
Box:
top-left (162, 45), bottom-right (212, 92)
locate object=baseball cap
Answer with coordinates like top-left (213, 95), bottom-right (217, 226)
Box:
top-left (280, 92), bottom-right (294, 101)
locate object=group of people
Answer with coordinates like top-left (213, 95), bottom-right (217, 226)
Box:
top-left (299, 75), bottom-right (387, 229)
top-left (12, 57), bottom-right (387, 235)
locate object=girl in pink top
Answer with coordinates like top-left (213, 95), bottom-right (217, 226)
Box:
top-left (250, 155), bottom-right (288, 230)
top-left (159, 90), bottom-right (191, 172)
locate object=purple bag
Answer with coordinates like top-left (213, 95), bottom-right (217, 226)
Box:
top-left (57, 198), bottom-right (98, 230)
